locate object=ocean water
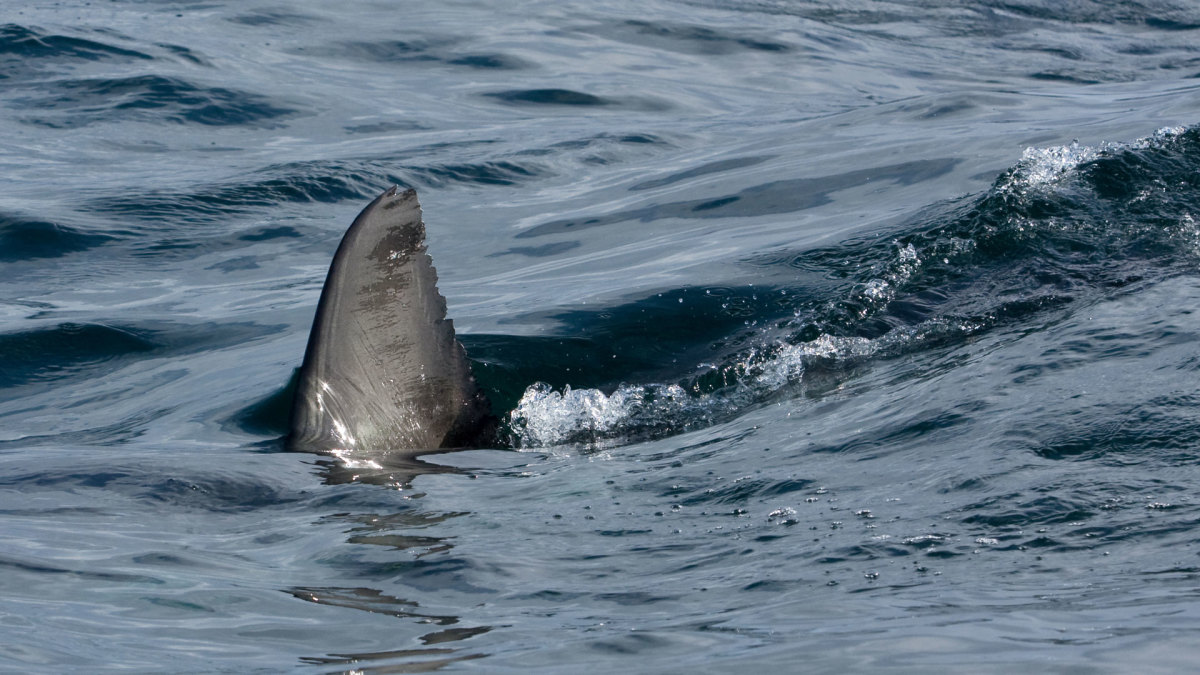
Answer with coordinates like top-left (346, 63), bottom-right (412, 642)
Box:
top-left (2, 0), bottom-right (1200, 672)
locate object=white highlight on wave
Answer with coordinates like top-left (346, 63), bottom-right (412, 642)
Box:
top-left (1005, 126), bottom-right (1185, 192)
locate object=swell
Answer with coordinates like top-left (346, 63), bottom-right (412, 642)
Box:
top-left (90, 153), bottom-right (550, 226)
top-left (0, 23), bottom-right (153, 65)
top-left (675, 1), bottom-right (1200, 85)
top-left (517, 158), bottom-right (960, 238)
top-left (505, 126), bottom-right (1200, 447)
top-left (579, 19), bottom-right (793, 56)
top-left (0, 214), bottom-right (115, 262)
top-left (15, 74), bottom-right (295, 129)
top-left (70, 132), bottom-right (655, 232)
top-left (301, 37), bottom-right (528, 71)
top-left (2, 23), bottom-right (286, 128)
top-left (0, 321), bottom-right (284, 390)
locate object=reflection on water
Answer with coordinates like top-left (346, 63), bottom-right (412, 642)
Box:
top-left (299, 646), bottom-right (485, 673)
top-left (315, 453), bottom-right (463, 488)
top-left (296, 458), bottom-right (494, 669)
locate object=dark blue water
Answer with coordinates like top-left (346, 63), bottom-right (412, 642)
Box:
top-left (3, 1), bottom-right (1200, 671)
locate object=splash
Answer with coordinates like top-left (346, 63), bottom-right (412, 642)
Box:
top-left (1011, 141), bottom-right (1100, 189)
top-left (848, 242), bottom-right (921, 317)
top-left (1001, 126), bottom-right (1185, 194)
top-left (506, 321), bottom-right (975, 449)
top-left (508, 342), bottom-right (810, 448)
top-left (509, 382), bottom-right (693, 447)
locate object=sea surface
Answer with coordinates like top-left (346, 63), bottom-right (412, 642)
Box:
top-left (2, 1), bottom-right (1200, 672)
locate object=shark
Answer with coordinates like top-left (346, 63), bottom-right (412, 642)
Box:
top-left (287, 187), bottom-right (494, 457)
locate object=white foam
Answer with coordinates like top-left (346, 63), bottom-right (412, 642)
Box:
top-left (1013, 141), bottom-right (1100, 189)
top-left (509, 381), bottom-right (693, 448)
top-left (507, 328), bottom-right (920, 449)
top-left (1004, 126), bottom-right (1186, 194)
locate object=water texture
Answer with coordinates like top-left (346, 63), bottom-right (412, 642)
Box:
top-left (2, 1), bottom-right (1199, 672)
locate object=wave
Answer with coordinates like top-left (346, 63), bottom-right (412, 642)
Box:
top-left (303, 38), bottom-right (528, 71)
top-left (91, 152), bottom-right (549, 226)
top-left (505, 126), bottom-right (1200, 447)
top-left (0, 214), bottom-right (115, 262)
top-left (0, 23), bottom-right (152, 64)
top-left (582, 19), bottom-right (793, 55)
top-left (16, 74), bottom-right (295, 129)
top-left (0, 321), bottom-right (283, 390)
top-left (516, 158), bottom-right (960, 238)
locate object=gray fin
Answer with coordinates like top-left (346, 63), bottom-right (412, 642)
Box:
top-left (288, 187), bottom-right (492, 455)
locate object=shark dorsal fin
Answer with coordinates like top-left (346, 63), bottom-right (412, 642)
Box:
top-left (289, 187), bottom-right (491, 454)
